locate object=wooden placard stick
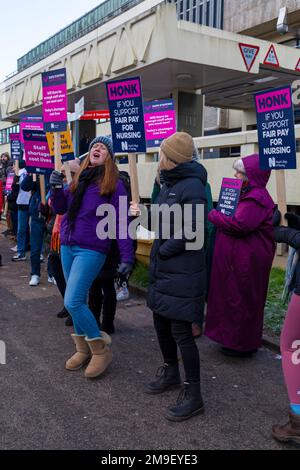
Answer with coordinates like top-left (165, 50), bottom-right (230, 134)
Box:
top-left (40, 175), bottom-right (46, 205)
top-left (14, 160), bottom-right (20, 177)
top-left (128, 153), bottom-right (140, 204)
top-left (64, 162), bottom-right (72, 184)
top-left (276, 170), bottom-right (288, 255)
top-left (54, 132), bottom-right (62, 172)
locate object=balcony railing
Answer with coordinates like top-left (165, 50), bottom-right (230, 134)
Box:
top-left (17, 0), bottom-right (144, 73)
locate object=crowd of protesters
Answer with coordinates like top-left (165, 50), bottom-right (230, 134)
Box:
top-left (1, 131), bottom-right (300, 443)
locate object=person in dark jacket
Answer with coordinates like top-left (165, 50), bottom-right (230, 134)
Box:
top-left (139, 132), bottom-right (207, 422)
top-left (272, 211), bottom-right (300, 445)
top-left (21, 174), bottom-right (49, 286)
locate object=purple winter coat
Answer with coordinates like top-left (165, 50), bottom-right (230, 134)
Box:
top-left (51, 180), bottom-right (134, 264)
top-left (205, 154), bottom-right (276, 351)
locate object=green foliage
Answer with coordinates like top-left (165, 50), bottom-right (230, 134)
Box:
top-left (131, 262), bottom-right (149, 289)
top-left (264, 268), bottom-right (287, 336)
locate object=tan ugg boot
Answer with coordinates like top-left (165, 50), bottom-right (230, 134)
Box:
top-left (65, 335), bottom-right (91, 371)
top-left (272, 411), bottom-right (300, 445)
top-left (84, 337), bottom-right (113, 379)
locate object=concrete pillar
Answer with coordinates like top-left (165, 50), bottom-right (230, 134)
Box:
top-left (242, 110), bottom-right (257, 132)
top-left (177, 90), bottom-right (205, 138)
top-left (241, 143), bottom-right (259, 157)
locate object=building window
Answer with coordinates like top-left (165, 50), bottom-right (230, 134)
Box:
top-left (0, 125), bottom-right (20, 146)
top-left (172, 0), bottom-right (223, 28)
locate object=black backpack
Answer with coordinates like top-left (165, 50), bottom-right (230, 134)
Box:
top-left (119, 171), bottom-right (132, 201)
top-left (118, 171), bottom-right (137, 253)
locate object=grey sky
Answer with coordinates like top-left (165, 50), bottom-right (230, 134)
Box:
top-left (0, 0), bottom-right (104, 83)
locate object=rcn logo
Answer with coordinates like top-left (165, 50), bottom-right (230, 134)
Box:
top-left (269, 157), bottom-right (276, 168)
top-left (121, 141), bottom-right (128, 152)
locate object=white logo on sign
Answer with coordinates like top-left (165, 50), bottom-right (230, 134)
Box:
top-left (121, 142), bottom-right (128, 152)
top-left (269, 157), bottom-right (276, 168)
top-left (239, 43), bottom-right (259, 72)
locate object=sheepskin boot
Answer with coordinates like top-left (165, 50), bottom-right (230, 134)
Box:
top-left (65, 335), bottom-right (91, 371)
top-left (84, 333), bottom-right (112, 379)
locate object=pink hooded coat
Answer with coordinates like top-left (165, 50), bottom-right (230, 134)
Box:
top-left (205, 154), bottom-right (276, 351)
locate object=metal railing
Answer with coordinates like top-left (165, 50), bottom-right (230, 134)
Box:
top-left (17, 0), bottom-right (144, 73)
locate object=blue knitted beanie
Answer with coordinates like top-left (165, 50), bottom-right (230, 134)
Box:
top-left (89, 136), bottom-right (115, 160)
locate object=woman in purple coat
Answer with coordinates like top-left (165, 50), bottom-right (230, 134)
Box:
top-left (205, 154), bottom-right (276, 357)
top-left (50, 136), bottom-right (134, 379)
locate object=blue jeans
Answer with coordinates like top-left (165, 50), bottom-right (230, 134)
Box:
top-left (61, 245), bottom-right (107, 339)
top-left (30, 217), bottom-right (45, 276)
top-left (17, 209), bottom-right (29, 257)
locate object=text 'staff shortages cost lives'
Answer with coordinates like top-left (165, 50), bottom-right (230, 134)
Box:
top-left (255, 86), bottom-right (297, 170)
top-left (23, 130), bottom-right (54, 175)
top-left (106, 77), bottom-right (146, 154)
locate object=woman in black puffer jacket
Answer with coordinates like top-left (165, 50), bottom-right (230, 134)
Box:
top-left (142, 132), bottom-right (207, 423)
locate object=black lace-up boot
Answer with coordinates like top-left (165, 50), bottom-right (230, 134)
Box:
top-left (145, 363), bottom-right (181, 395)
top-left (166, 382), bottom-right (204, 422)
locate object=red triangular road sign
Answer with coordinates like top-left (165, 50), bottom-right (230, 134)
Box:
top-left (295, 58), bottom-right (300, 71)
top-left (239, 43), bottom-right (260, 72)
top-left (264, 45), bottom-right (280, 67)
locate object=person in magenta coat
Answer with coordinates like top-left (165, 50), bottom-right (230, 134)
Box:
top-left (205, 154), bottom-right (276, 357)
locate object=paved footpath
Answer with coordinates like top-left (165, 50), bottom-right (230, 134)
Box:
top-left (0, 227), bottom-right (298, 451)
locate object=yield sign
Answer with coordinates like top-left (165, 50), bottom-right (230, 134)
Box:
top-left (264, 45), bottom-right (280, 67)
top-left (239, 43), bottom-right (260, 72)
top-left (296, 58), bottom-right (300, 71)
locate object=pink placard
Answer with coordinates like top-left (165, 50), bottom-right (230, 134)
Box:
top-left (255, 87), bottom-right (291, 113)
top-left (107, 79), bottom-right (141, 101)
top-left (144, 111), bottom-right (176, 140)
top-left (222, 178), bottom-right (243, 190)
top-left (43, 84), bottom-right (68, 123)
top-left (5, 174), bottom-right (14, 192)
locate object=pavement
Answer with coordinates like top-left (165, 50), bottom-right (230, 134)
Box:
top-left (0, 223), bottom-right (298, 450)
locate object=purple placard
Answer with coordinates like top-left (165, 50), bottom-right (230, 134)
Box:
top-left (255, 86), bottom-right (296, 170)
top-left (20, 116), bottom-right (44, 144)
top-left (144, 99), bottom-right (177, 148)
top-left (10, 133), bottom-right (22, 161)
top-left (23, 130), bottom-right (54, 175)
top-left (106, 76), bottom-right (146, 153)
top-left (42, 68), bottom-right (68, 132)
top-left (217, 177), bottom-right (243, 217)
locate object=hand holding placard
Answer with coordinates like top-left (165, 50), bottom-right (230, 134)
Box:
top-left (217, 178), bottom-right (243, 217)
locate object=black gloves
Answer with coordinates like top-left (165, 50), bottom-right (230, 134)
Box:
top-left (285, 212), bottom-right (300, 230)
top-left (39, 203), bottom-right (49, 219)
top-left (272, 209), bottom-right (281, 227)
top-left (274, 226), bottom-right (300, 249)
top-left (50, 171), bottom-right (64, 189)
top-left (117, 262), bottom-right (133, 276)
